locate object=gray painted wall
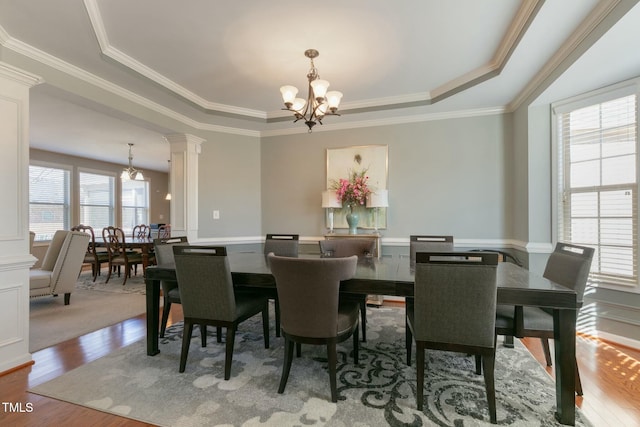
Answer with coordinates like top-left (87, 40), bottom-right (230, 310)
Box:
top-left (261, 115), bottom-right (512, 241)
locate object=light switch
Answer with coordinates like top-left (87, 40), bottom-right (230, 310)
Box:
top-left (213, 210), bottom-right (220, 219)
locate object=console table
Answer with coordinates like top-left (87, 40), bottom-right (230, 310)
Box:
top-left (324, 232), bottom-right (381, 259)
top-left (324, 232), bottom-right (383, 305)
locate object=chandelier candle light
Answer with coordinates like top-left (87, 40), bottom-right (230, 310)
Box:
top-left (280, 49), bottom-right (343, 132)
top-left (121, 143), bottom-right (144, 181)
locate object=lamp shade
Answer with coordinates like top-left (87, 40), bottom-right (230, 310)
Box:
top-left (322, 190), bottom-right (342, 208)
top-left (366, 189), bottom-right (389, 208)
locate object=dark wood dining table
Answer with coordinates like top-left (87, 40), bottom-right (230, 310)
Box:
top-left (144, 252), bottom-right (578, 425)
top-left (94, 237), bottom-right (156, 269)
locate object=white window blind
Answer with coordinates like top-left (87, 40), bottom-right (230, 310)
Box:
top-left (557, 94), bottom-right (638, 288)
top-left (29, 165), bottom-right (71, 241)
top-left (121, 179), bottom-right (149, 235)
top-left (79, 171), bottom-right (115, 233)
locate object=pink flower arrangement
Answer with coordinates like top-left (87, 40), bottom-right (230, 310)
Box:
top-left (332, 169), bottom-right (371, 208)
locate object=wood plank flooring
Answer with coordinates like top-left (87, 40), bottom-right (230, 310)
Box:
top-left (1, 304), bottom-right (639, 426)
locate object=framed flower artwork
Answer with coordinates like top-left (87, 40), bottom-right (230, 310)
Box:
top-left (326, 145), bottom-right (388, 230)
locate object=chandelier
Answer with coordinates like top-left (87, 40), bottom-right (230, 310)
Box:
top-left (120, 143), bottom-right (144, 181)
top-left (280, 49), bottom-right (342, 132)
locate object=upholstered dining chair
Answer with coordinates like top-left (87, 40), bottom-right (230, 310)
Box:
top-left (173, 245), bottom-right (269, 380)
top-left (102, 226), bottom-right (144, 286)
top-left (409, 235), bottom-right (454, 264)
top-left (268, 253), bottom-right (359, 403)
top-left (495, 242), bottom-right (594, 396)
top-left (153, 236), bottom-right (188, 337)
top-left (261, 233), bottom-right (299, 337)
top-left (319, 238), bottom-right (375, 342)
top-left (71, 224), bottom-right (109, 281)
top-left (407, 251), bottom-right (499, 423)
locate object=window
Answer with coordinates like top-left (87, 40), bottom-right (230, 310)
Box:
top-left (29, 164), bottom-right (71, 241)
top-left (556, 93), bottom-right (638, 288)
top-left (79, 171), bottom-right (115, 232)
top-left (121, 179), bottom-right (149, 235)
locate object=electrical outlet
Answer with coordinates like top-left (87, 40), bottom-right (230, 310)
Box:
top-left (213, 210), bottom-right (220, 219)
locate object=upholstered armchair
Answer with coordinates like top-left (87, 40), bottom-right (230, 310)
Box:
top-left (29, 230), bottom-right (90, 305)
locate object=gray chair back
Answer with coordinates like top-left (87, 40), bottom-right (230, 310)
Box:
top-left (173, 246), bottom-right (236, 321)
top-left (153, 236), bottom-right (189, 266)
top-left (543, 243), bottom-right (594, 304)
top-left (414, 251), bottom-right (498, 348)
top-left (264, 234), bottom-right (299, 257)
top-left (410, 235), bottom-right (454, 264)
top-left (319, 239), bottom-right (375, 258)
top-left (269, 254), bottom-right (357, 338)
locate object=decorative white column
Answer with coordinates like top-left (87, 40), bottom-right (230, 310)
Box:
top-left (164, 134), bottom-right (205, 243)
top-left (0, 62), bottom-right (42, 373)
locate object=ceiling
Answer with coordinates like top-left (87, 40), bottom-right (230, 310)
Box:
top-left (1, 0), bottom-right (639, 172)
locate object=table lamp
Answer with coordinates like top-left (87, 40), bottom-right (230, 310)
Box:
top-left (322, 190), bottom-right (342, 233)
top-left (366, 189), bottom-right (389, 231)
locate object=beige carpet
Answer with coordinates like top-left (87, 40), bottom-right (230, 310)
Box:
top-left (29, 272), bottom-right (147, 352)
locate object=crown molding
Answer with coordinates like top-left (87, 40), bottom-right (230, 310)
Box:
top-left (0, 61), bottom-right (43, 86)
top-left (431, 0), bottom-right (543, 103)
top-left (508, 0), bottom-right (624, 110)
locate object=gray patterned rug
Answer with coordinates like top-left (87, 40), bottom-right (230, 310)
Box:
top-left (75, 270), bottom-right (146, 294)
top-left (30, 307), bottom-right (591, 426)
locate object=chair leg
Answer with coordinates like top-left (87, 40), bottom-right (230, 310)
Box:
top-left (296, 342), bottom-right (301, 357)
top-left (105, 263), bottom-right (112, 283)
top-left (201, 325), bottom-right (207, 347)
top-left (262, 304), bottom-right (270, 349)
top-left (416, 341), bottom-right (425, 411)
top-left (160, 300), bottom-right (171, 338)
top-left (360, 299), bottom-right (367, 342)
top-left (328, 340), bottom-right (338, 402)
top-left (482, 352), bottom-right (497, 424)
top-left (179, 321), bottom-right (194, 373)
top-left (353, 322), bottom-right (359, 363)
top-left (278, 337), bottom-right (294, 394)
top-left (91, 264), bottom-right (98, 281)
top-left (224, 326), bottom-right (236, 381)
top-left (503, 335), bottom-right (514, 348)
top-left (216, 326), bottom-right (222, 343)
top-left (541, 338), bottom-right (552, 366)
top-left (475, 355), bottom-right (482, 375)
top-left (406, 317), bottom-right (413, 366)
top-left (576, 359), bottom-right (583, 396)
top-left (64, 293), bottom-right (71, 305)
top-left (274, 297), bottom-right (281, 338)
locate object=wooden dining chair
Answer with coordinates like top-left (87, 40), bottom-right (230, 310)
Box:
top-left (268, 253), bottom-right (359, 402)
top-left (157, 224), bottom-right (171, 238)
top-left (407, 251), bottom-right (499, 423)
top-left (102, 226), bottom-right (144, 286)
top-left (71, 224), bottom-right (109, 281)
top-left (319, 238), bottom-right (375, 342)
top-left (132, 224), bottom-right (150, 239)
top-left (153, 236), bottom-right (188, 337)
top-left (496, 242), bottom-right (594, 396)
top-left (173, 245), bottom-right (269, 380)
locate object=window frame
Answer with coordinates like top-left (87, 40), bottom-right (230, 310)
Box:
top-left (28, 161), bottom-right (73, 242)
top-left (552, 80), bottom-right (640, 292)
top-left (121, 178), bottom-right (150, 236)
top-left (78, 167), bottom-right (117, 234)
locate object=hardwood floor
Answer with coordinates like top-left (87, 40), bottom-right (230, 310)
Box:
top-left (1, 305), bottom-right (639, 426)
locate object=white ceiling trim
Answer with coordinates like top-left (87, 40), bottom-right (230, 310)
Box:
top-left (508, 0), bottom-right (623, 110)
top-left (431, 0), bottom-right (543, 102)
top-left (83, 0), bottom-right (266, 119)
top-left (0, 61), bottom-right (43, 86)
top-left (260, 107), bottom-right (505, 138)
top-left (83, 0), bottom-right (540, 120)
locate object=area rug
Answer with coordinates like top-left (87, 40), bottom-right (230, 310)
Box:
top-left (30, 307), bottom-right (591, 426)
top-left (74, 270), bottom-right (146, 294)
top-left (29, 287), bottom-right (146, 352)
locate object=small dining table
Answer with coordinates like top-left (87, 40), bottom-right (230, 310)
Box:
top-left (94, 236), bottom-right (156, 270)
top-left (144, 252), bottom-right (578, 425)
